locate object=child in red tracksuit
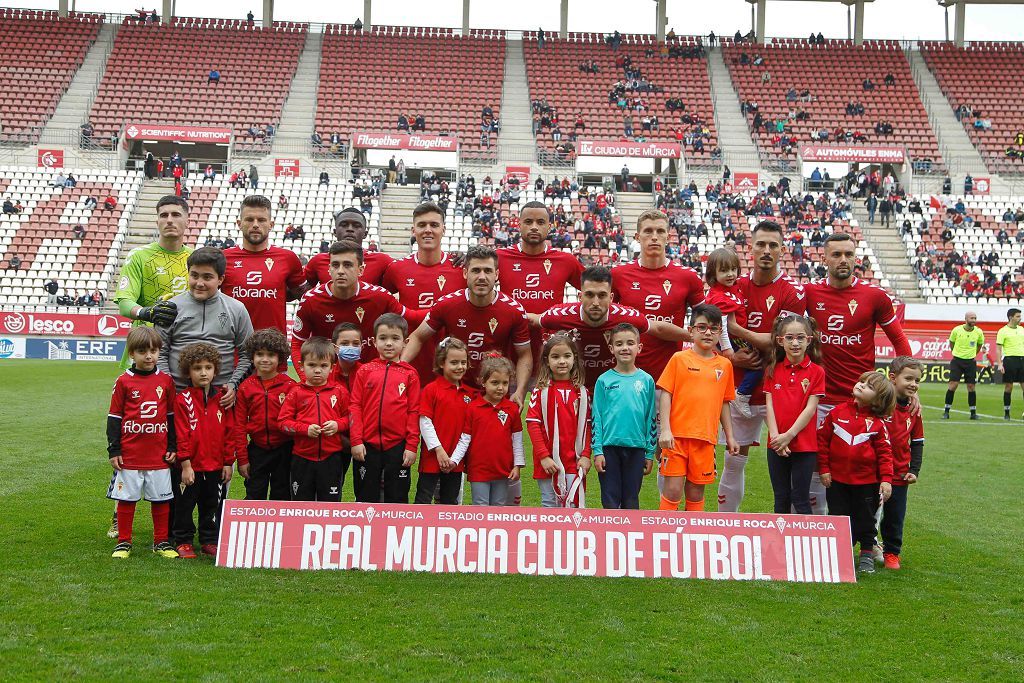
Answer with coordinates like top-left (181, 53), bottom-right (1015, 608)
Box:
top-left (416, 338), bottom-right (475, 505)
top-left (279, 337), bottom-right (350, 502)
top-left (526, 333), bottom-right (591, 508)
top-left (349, 314), bottom-right (421, 503)
top-left (235, 328), bottom-right (296, 502)
top-left (704, 247), bottom-right (760, 415)
top-left (817, 371), bottom-right (896, 574)
top-left (172, 343), bottom-right (241, 559)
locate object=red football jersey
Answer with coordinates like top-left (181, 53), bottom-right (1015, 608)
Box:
top-left (882, 401), bottom-right (924, 486)
top-left (498, 245), bottom-right (583, 365)
top-left (108, 368), bottom-right (178, 470)
top-left (764, 357), bottom-right (825, 453)
top-left (423, 290), bottom-right (531, 385)
top-left (460, 396), bottom-right (524, 482)
top-left (805, 278), bottom-right (911, 404)
top-left (222, 245), bottom-right (304, 333)
top-left (291, 282), bottom-right (406, 372)
top-left (737, 271), bottom-right (806, 404)
top-left (611, 260), bottom-right (704, 381)
top-left (304, 250), bottom-right (393, 287)
top-left (418, 376), bottom-right (476, 474)
top-left (538, 303), bottom-right (650, 389)
top-left (382, 252), bottom-right (467, 385)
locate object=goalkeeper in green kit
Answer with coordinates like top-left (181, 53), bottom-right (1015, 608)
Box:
top-left (107, 195), bottom-right (193, 537)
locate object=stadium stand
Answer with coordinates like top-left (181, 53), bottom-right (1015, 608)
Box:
top-left (901, 194), bottom-right (1024, 304)
top-left (0, 10), bottom-right (102, 145)
top-left (722, 39), bottom-right (944, 174)
top-left (920, 42), bottom-right (1024, 176)
top-left (87, 19), bottom-right (306, 149)
top-left (315, 26), bottom-right (506, 154)
top-left (0, 168), bottom-right (142, 307)
top-left (522, 32), bottom-right (718, 165)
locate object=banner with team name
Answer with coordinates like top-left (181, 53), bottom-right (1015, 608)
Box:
top-left (216, 502), bottom-right (855, 583)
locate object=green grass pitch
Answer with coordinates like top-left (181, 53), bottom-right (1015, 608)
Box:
top-left (1, 360), bottom-right (1021, 680)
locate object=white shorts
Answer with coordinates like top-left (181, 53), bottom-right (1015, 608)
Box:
top-left (816, 403), bottom-right (836, 429)
top-left (718, 402), bottom-right (766, 447)
top-left (106, 468), bottom-right (173, 503)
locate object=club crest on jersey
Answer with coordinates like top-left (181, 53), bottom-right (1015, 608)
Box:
top-left (714, 369), bottom-right (724, 381)
top-left (437, 275), bottom-right (447, 290)
top-left (848, 299), bottom-right (859, 315)
top-left (155, 386), bottom-right (164, 399)
top-left (497, 410), bottom-right (509, 425)
top-left (634, 380), bottom-right (645, 394)
top-left (279, 392), bottom-right (287, 404)
top-left (463, 395), bottom-right (472, 404)
top-left (330, 395), bottom-right (338, 408)
top-left (354, 307), bottom-right (365, 322)
top-left (292, 481), bottom-right (299, 495)
top-left (906, 418), bottom-right (912, 430)
top-left (663, 279), bottom-right (672, 294)
top-left (864, 418), bottom-right (873, 431)
top-left (217, 409), bottom-right (223, 422)
top-left (180, 482), bottom-right (187, 494)
top-left (264, 257), bottom-right (274, 271)
top-left (543, 259), bottom-right (552, 274)
top-left (398, 382), bottom-right (406, 396)
top-left (488, 317), bottom-right (498, 334)
top-left (766, 295), bottom-right (776, 310)
top-left (801, 378), bottom-right (809, 393)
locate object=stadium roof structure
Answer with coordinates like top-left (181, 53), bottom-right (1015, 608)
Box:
top-left (743, 0), bottom-right (876, 45)
top-left (935, 0), bottom-right (1024, 46)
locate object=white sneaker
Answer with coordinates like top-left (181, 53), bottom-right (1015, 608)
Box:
top-left (735, 393), bottom-right (753, 418)
top-left (872, 542), bottom-right (884, 564)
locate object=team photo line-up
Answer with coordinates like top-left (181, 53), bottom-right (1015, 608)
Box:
top-left (104, 191), bottom-right (1016, 574)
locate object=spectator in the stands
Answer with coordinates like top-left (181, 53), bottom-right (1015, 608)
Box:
top-left (265, 123), bottom-right (275, 138)
top-left (964, 174), bottom-right (974, 194)
top-left (413, 114), bottom-right (426, 131)
top-left (64, 173), bottom-right (77, 188)
top-left (80, 121), bottom-right (94, 145)
top-left (209, 68), bottom-right (221, 84)
top-left (862, 78), bottom-right (874, 90)
top-left (6, 254), bottom-right (21, 270)
top-left (997, 228), bottom-right (1010, 245)
top-left (72, 223), bottom-right (87, 240)
top-left (51, 172), bottom-right (67, 188)
top-left (2, 199), bottom-right (16, 215)
top-left (283, 224), bottom-right (305, 241)
top-left (884, 72), bottom-right (895, 86)
top-left (43, 279), bottom-right (59, 305)
top-left (82, 195), bottom-right (97, 210)
top-left (319, 171), bottom-right (330, 186)
top-left (353, 17), bottom-right (363, 30)
top-left (398, 114), bottom-right (409, 131)
top-left (103, 194), bottom-right (118, 210)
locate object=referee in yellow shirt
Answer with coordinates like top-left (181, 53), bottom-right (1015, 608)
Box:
top-left (997, 307), bottom-right (1024, 420)
top-left (944, 311), bottom-right (986, 420)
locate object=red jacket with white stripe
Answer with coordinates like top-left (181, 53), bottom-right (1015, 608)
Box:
top-left (817, 401), bottom-right (894, 485)
top-left (349, 358), bottom-right (421, 451)
top-left (175, 386), bottom-right (242, 471)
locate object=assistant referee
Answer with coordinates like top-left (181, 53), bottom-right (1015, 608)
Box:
top-left (944, 311), bottom-right (985, 420)
top-left (997, 307), bottom-right (1024, 420)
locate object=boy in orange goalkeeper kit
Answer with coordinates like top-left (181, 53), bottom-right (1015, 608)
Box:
top-left (656, 303), bottom-right (739, 511)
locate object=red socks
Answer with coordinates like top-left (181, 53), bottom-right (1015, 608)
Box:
top-left (117, 501), bottom-right (136, 543)
top-left (151, 501), bottom-right (170, 544)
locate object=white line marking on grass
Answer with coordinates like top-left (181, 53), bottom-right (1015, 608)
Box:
top-left (921, 405), bottom-right (1020, 422)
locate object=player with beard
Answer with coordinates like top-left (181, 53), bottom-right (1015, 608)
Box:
top-left (382, 202), bottom-right (466, 387)
top-left (611, 208), bottom-right (704, 381)
top-left (804, 232), bottom-right (912, 515)
top-left (716, 220), bottom-right (806, 512)
top-left (497, 201), bottom-right (583, 369)
top-left (222, 195), bottom-right (304, 334)
top-left (304, 207), bottom-right (394, 287)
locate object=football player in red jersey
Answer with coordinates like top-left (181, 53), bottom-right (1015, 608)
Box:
top-left (497, 201), bottom-right (583, 369)
top-left (804, 232), bottom-right (912, 515)
top-left (291, 240), bottom-right (414, 375)
top-left (304, 207), bottom-right (394, 288)
top-left (532, 266), bottom-right (688, 390)
top-left (222, 195), bottom-right (305, 334)
top-left (717, 220), bottom-right (807, 513)
top-left (610, 208), bottom-right (703, 381)
top-left (382, 201), bottom-right (466, 386)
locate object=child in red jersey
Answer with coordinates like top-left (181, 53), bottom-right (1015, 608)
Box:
top-left (704, 247), bottom-right (760, 415)
top-left (235, 328), bottom-right (296, 502)
top-left (415, 338), bottom-right (475, 505)
top-left (818, 371), bottom-right (896, 574)
top-left (526, 333), bottom-right (591, 508)
top-left (172, 343), bottom-right (239, 558)
top-left (350, 313), bottom-right (421, 503)
top-left (279, 337), bottom-right (350, 501)
top-left (330, 322), bottom-right (363, 393)
top-left (106, 327), bottom-right (179, 559)
top-left (764, 315), bottom-right (825, 514)
top-left (880, 357), bottom-right (925, 570)
top-left (449, 355), bottom-right (525, 506)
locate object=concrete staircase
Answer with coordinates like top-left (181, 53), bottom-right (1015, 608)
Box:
top-left (706, 47), bottom-right (761, 173)
top-left (493, 38), bottom-right (539, 177)
top-left (376, 185), bottom-right (422, 258)
top-left (40, 22), bottom-right (117, 146)
top-left (104, 178), bottom-right (176, 307)
top-left (269, 31), bottom-right (322, 162)
top-left (615, 191), bottom-right (656, 236)
top-left (905, 48), bottom-right (1000, 194)
top-left (852, 206), bottom-right (924, 303)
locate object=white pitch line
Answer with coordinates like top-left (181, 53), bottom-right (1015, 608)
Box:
top-left (920, 404), bottom-right (1021, 422)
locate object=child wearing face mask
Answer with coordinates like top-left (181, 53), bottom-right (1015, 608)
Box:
top-left (330, 322), bottom-right (364, 392)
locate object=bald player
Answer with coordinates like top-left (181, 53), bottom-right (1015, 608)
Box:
top-left (944, 311), bottom-right (985, 420)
